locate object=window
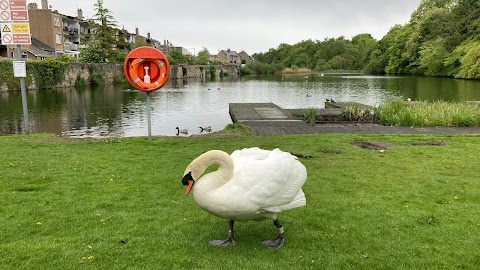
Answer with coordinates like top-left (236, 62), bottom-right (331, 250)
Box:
top-left (56, 33), bottom-right (62, 44)
top-left (54, 16), bottom-right (60, 27)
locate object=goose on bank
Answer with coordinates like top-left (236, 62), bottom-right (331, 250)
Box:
top-left (199, 126), bottom-right (212, 132)
top-left (181, 147), bottom-right (307, 248)
top-left (176, 127), bottom-right (188, 135)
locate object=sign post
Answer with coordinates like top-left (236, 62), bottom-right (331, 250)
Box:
top-left (0, 0), bottom-right (30, 133)
top-left (16, 45), bottom-right (28, 132)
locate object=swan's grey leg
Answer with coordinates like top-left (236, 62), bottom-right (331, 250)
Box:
top-left (209, 220), bottom-right (235, 247)
top-left (262, 219), bottom-right (285, 248)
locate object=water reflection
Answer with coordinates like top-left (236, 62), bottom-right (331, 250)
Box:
top-left (1, 74), bottom-right (480, 137)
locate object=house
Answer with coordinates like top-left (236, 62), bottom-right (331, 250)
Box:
top-left (27, 37), bottom-right (56, 60)
top-left (27, 2), bottom-right (67, 57)
top-left (239, 51), bottom-right (253, 64)
top-left (158, 40), bottom-right (192, 56)
top-left (213, 49), bottom-right (252, 66)
top-left (217, 49), bottom-right (240, 65)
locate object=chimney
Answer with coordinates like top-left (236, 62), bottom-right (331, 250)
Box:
top-left (135, 27), bottom-right (139, 36)
top-left (77, 9), bottom-right (83, 20)
top-left (41, 0), bottom-right (49, 9)
top-left (147, 32), bottom-right (150, 39)
top-left (27, 3), bottom-right (38, 10)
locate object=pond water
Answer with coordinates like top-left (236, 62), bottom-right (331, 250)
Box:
top-left (2, 73), bottom-right (480, 137)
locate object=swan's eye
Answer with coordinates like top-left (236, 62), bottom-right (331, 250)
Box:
top-left (182, 172), bottom-right (193, 185)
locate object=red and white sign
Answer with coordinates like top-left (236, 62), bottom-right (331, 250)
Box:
top-left (9, 0), bottom-right (27, 10)
top-left (0, 0), bottom-right (28, 21)
top-left (0, 22), bottom-right (30, 44)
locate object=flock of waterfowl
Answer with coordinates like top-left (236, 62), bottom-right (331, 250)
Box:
top-left (175, 126), bottom-right (212, 136)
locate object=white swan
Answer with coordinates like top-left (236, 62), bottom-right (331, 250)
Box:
top-left (181, 147), bottom-right (307, 248)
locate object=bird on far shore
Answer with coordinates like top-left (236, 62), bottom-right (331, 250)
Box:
top-left (176, 127), bottom-right (188, 136)
top-left (199, 126), bottom-right (212, 132)
top-left (326, 98), bottom-right (336, 103)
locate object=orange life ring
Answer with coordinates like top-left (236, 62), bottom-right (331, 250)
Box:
top-left (128, 58), bottom-right (168, 91)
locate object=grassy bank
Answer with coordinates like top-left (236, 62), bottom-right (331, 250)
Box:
top-left (1, 133), bottom-right (480, 269)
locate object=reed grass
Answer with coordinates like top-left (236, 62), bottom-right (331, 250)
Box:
top-left (282, 68), bottom-right (312, 74)
top-left (377, 99), bottom-right (480, 127)
top-left (304, 107), bottom-right (319, 126)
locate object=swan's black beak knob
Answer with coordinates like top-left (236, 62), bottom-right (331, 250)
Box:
top-left (182, 172), bottom-right (194, 196)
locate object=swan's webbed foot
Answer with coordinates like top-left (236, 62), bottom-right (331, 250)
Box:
top-left (210, 219), bottom-right (235, 247)
top-left (209, 238), bottom-right (235, 247)
top-left (262, 218), bottom-right (285, 248)
top-left (262, 234), bottom-right (284, 248)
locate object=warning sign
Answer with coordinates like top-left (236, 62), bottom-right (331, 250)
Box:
top-left (0, 22), bottom-right (30, 44)
top-left (0, 0), bottom-right (30, 44)
top-left (11, 22), bottom-right (27, 32)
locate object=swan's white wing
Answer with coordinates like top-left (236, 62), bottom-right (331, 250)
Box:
top-left (228, 148), bottom-right (307, 212)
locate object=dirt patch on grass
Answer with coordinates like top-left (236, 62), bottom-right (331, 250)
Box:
top-left (411, 141), bottom-right (448, 146)
top-left (352, 141), bottom-right (393, 151)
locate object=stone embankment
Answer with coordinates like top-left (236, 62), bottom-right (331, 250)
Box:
top-left (1, 63), bottom-right (239, 91)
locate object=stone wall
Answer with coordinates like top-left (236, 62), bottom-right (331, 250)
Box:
top-left (60, 63), bottom-right (240, 85)
top-left (2, 62), bottom-right (241, 91)
top-left (169, 65), bottom-right (239, 80)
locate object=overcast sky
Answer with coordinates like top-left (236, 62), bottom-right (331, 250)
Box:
top-left (28, 0), bottom-right (422, 55)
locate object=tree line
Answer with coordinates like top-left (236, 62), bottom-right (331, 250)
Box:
top-left (248, 34), bottom-right (376, 75)
top-left (247, 0), bottom-right (480, 79)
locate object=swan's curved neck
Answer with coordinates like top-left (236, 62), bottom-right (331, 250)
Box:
top-left (190, 150), bottom-right (234, 188)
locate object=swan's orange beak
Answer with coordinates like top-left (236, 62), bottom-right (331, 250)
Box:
top-left (182, 171), bottom-right (195, 196)
top-left (185, 180), bottom-right (194, 196)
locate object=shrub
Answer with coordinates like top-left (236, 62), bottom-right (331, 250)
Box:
top-left (28, 58), bottom-right (67, 89)
top-left (88, 64), bottom-right (104, 87)
top-left (210, 65), bottom-right (216, 79)
top-left (74, 75), bottom-right (87, 89)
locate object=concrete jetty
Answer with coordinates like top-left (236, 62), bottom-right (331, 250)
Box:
top-left (228, 102), bottom-right (480, 136)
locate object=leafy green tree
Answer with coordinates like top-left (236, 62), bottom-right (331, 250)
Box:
top-left (168, 49), bottom-right (188, 64)
top-left (384, 25), bottom-right (414, 74)
top-left (195, 48), bottom-right (210, 65)
top-left (364, 25), bottom-right (404, 74)
top-left (80, 0), bottom-right (118, 63)
top-left (315, 59), bottom-right (331, 71)
top-left (456, 40), bottom-right (480, 79)
top-left (419, 37), bottom-right (449, 76)
top-left (410, 0), bottom-right (455, 23)
top-left (79, 41), bottom-right (108, 63)
top-left (351, 34), bottom-right (376, 70)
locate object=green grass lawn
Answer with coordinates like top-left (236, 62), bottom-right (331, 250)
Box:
top-left (1, 133), bottom-right (480, 269)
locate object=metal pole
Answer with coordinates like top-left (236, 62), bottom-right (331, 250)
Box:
top-left (16, 45), bottom-right (29, 133)
top-left (146, 91), bottom-right (152, 140)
